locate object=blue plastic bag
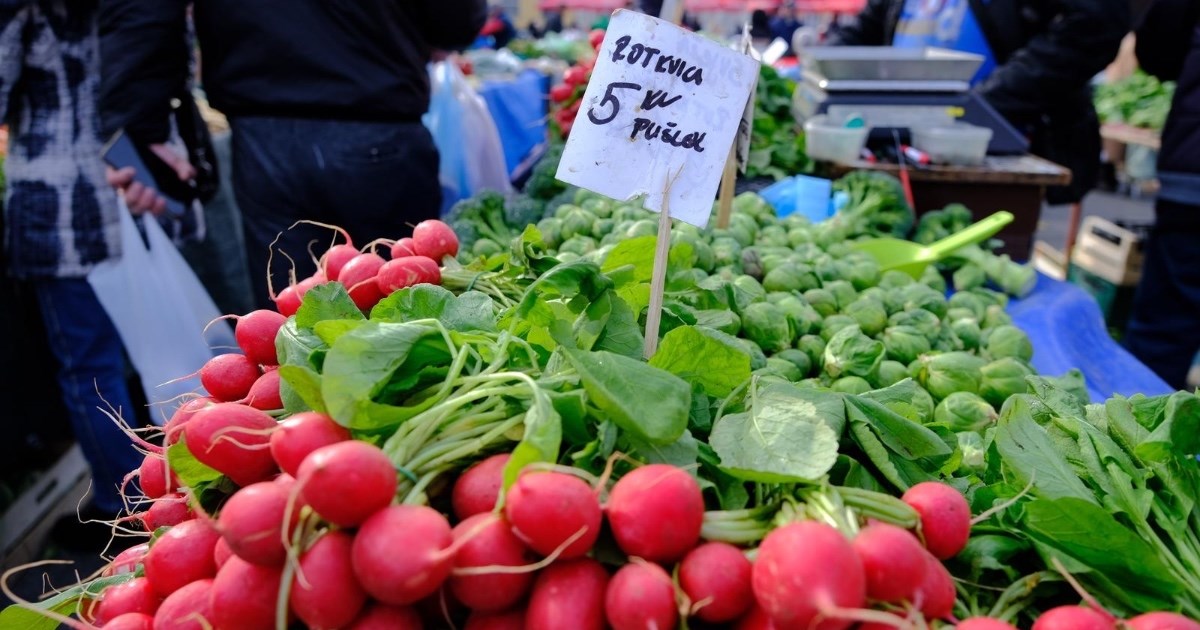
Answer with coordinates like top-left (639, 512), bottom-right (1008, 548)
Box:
top-left (760, 175), bottom-right (838, 222)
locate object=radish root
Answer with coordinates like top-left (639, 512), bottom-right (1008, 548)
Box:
top-left (1, 561), bottom-right (97, 630)
top-left (450, 525), bottom-right (588, 576)
top-left (1049, 556), bottom-right (1114, 621)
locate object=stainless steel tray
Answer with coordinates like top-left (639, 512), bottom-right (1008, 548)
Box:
top-left (801, 46), bottom-right (984, 83)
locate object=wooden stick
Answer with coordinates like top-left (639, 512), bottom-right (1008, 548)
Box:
top-left (716, 143), bottom-right (737, 229)
top-left (643, 196), bottom-right (676, 358)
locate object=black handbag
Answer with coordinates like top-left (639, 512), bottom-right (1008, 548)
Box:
top-left (172, 89), bottom-right (220, 205)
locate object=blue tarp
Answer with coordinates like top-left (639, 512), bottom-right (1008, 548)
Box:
top-left (478, 70), bottom-right (550, 179)
top-left (1009, 273), bottom-right (1173, 402)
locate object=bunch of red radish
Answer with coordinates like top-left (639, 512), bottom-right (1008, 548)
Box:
top-left (272, 219), bottom-right (460, 316)
top-left (548, 29), bottom-right (605, 139)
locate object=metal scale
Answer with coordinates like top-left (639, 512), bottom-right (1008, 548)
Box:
top-left (793, 47), bottom-right (1029, 155)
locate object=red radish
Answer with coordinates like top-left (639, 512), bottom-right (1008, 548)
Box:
top-left (269, 412), bottom-right (351, 477)
top-left (549, 84), bottom-right (574, 103)
top-left (958, 618), bottom-right (1020, 630)
top-left (1127, 612), bottom-right (1200, 630)
top-left (391, 237), bottom-right (418, 259)
top-left (298, 440), bottom-right (397, 527)
top-left (143, 519), bottom-right (221, 598)
top-left (213, 537), bottom-right (233, 569)
top-left (347, 604), bottom-right (423, 629)
top-left (138, 454), bottom-right (177, 499)
top-left (104, 543), bottom-right (150, 577)
top-left (102, 612), bottom-right (153, 630)
top-left (352, 505), bottom-right (454, 605)
top-left (140, 493), bottom-right (193, 531)
top-left (736, 605), bottom-right (777, 630)
top-left (903, 481), bottom-right (972, 559)
top-left (377, 256), bottom-right (441, 295)
top-left (275, 285), bottom-right (302, 317)
top-left (751, 520), bottom-right (865, 630)
top-left (451, 453), bottom-right (509, 520)
top-left (466, 609), bottom-right (526, 630)
top-left (321, 243), bottom-right (361, 282)
top-left (234, 310), bottom-right (287, 366)
top-left (604, 560), bottom-right (678, 630)
top-left (448, 513), bottom-right (534, 612)
top-left (209, 556), bottom-right (282, 630)
top-left (337, 253), bottom-right (386, 311)
top-left (526, 558), bottom-right (609, 630)
top-left (914, 551), bottom-right (956, 620)
top-left (411, 220), bottom-right (459, 261)
top-left (243, 368), bottom-right (283, 411)
top-left (184, 403), bottom-right (278, 486)
top-left (95, 577), bottom-right (161, 624)
top-left (1032, 606), bottom-right (1116, 630)
top-left (851, 522), bottom-right (928, 603)
top-left (274, 473), bottom-right (296, 486)
top-left (199, 353), bottom-right (261, 402)
top-left (679, 542), bottom-right (754, 623)
top-left (217, 481), bottom-right (297, 567)
top-left (152, 578), bottom-right (213, 630)
top-left (165, 397), bottom-right (214, 445)
top-left (290, 531), bottom-right (368, 630)
top-left (606, 464), bottom-right (704, 563)
top-left (505, 471), bottom-right (601, 559)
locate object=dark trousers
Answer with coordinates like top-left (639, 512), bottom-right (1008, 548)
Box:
top-left (229, 117), bottom-right (442, 311)
top-left (1124, 201), bottom-right (1200, 390)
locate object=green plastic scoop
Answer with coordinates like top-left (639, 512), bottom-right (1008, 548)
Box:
top-left (850, 211), bottom-right (1014, 278)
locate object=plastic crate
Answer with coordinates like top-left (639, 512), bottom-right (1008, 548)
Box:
top-left (0, 445), bottom-right (90, 568)
top-left (1070, 216), bottom-right (1145, 286)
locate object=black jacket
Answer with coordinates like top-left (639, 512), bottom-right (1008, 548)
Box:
top-left (99, 1), bottom-right (487, 144)
top-left (1136, 0), bottom-right (1200, 221)
top-left (829, 0), bottom-right (1130, 203)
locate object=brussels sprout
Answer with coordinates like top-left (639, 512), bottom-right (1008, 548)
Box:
top-left (858, 287), bottom-right (887, 304)
top-left (831, 376), bottom-right (873, 395)
top-left (879, 269), bottom-right (916, 290)
top-left (917, 352), bottom-right (987, 400)
top-left (804, 288), bottom-right (839, 318)
top-left (536, 217), bottom-right (564, 249)
top-left (797, 335), bottom-right (826, 369)
top-left (945, 307), bottom-right (977, 324)
top-left (882, 325), bottom-right (932, 365)
top-left (765, 291), bottom-right (789, 305)
top-left (561, 208), bottom-right (597, 240)
top-left (712, 237), bottom-right (743, 269)
top-left (873, 360), bottom-right (911, 388)
top-left (580, 198), bottom-right (611, 219)
top-left (788, 228), bottom-right (813, 247)
top-left (847, 259), bottom-right (882, 291)
top-left (814, 259), bottom-right (840, 284)
top-left (555, 251), bottom-right (581, 264)
top-left (898, 283), bottom-right (948, 318)
top-left (820, 314), bottom-right (859, 342)
top-left (678, 268), bottom-right (707, 286)
top-left (921, 265), bottom-right (948, 293)
top-left (733, 275), bottom-right (766, 304)
top-left (741, 247), bottom-right (765, 279)
top-left (953, 263), bottom-right (987, 291)
top-left (979, 357), bottom-right (1034, 407)
top-left (823, 280), bottom-right (859, 310)
top-left (823, 325), bottom-right (885, 379)
top-left (764, 357), bottom-right (805, 382)
top-left (933, 391), bottom-right (997, 432)
top-left (559, 235), bottom-right (597, 256)
top-left (742, 302), bottom-right (793, 354)
top-left (948, 291), bottom-right (987, 320)
top-left (695, 309), bottom-right (741, 336)
top-left (730, 213), bottom-right (760, 241)
top-left (776, 349), bottom-right (814, 379)
top-left (592, 218), bottom-right (615, 238)
top-left (751, 371), bottom-right (792, 386)
top-left (795, 378), bottom-right (824, 390)
top-left (764, 263), bottom-right (817, 293)
top-left (887, 309), bottom-right (941, 340)
top-left (692, 240), bottom-right (715, 272)
top-left (472, 238), bottom-right (503, 258)
top-left (843, 298), bottom-right (889, 337)
top-left (983, 305), bottom-right (1013, 329)
top-left (554, 203), bottom-right (583, 220)
top-left (932, 326), bottom-right (965, 353)
top-left (794, 243), bottom-right (824, 264)
top-left (613, 206), bottom-right (644, 222)
top-left (958, 431), bottom-right (987, 474)
top-left (983, 325), bottom-right (1033, 362)
top-left (950, 318), bottom-right (983, 350)
top-left (777, 297), bottom-right (822, 337)
top-left (826, 242), bottom-right (852, 258)
top-left (729, 225), bottom-right (755, 248)
top-left (758, 225), bottom-right (790, 248)
top-left (624, 219), bottom-right (658, 239)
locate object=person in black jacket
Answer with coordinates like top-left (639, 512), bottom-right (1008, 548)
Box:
top-left (1123, 0), bottom-right (1200, 390)
top-left (99, 1), bottom-right (487, 310)
top-left (828, 0), bottom-right (1129, 205)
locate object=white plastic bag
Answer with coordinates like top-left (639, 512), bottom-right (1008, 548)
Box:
top-left (424, 61), bottom-right (512, 213)
top-left (88, 204), bottom-right (235, 420)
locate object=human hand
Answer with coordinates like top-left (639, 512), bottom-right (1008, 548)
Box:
top-left (105, 143), bottom-right (196, 216)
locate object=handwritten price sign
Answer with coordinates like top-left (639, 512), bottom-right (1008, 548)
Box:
top-left (556, 9), bottom-right (759, 227)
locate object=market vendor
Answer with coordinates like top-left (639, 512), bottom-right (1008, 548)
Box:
top-left (98, 1), bottom-right (487, 310)
top-left (828, 0), bottom-right (1130, 205)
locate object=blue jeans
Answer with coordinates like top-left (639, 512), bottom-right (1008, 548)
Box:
top-left (230, 117), bottom-right (442, 310)
top-left (33, 278), bottom-right (142, 514)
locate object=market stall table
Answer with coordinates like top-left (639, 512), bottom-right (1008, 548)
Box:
top-left (829, 154), bottom-right (1072, 261)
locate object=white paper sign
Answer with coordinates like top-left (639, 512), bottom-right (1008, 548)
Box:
top-left (555, 9), bottom-right (760, 227)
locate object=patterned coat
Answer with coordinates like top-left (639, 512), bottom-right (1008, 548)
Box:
top-left (1, 0), bottom-right (121, 279)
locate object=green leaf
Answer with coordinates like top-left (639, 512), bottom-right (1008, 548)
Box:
top-left (627, 430), bottom-right (700, 469)
top-left (0, 573), bottom-right (135, 630)
top-left (276, 319), bottom-right (327, 371)
top-left (594, 294), bottom-right (644, 359)
top-left (563, 348), bottom-right (690, 445)
top-left (708, 382), bottom-right (842, 483)
top-left (371, 284), bottom-right (497, 332)
top-left (295, 282), bottom-right (365, 328)
top-left (649, 326), bottom-right (751, 398)
top-left (312, 319), bottom-right (365, 347)
top-left (277, 365), bottom-right (326, 413)
top-left (166, 435), bottom-right (222, 488)
top-left (601, 235), bottom-right (658, 283)
top-left (516, 260), bottom-right (614, 325)
top-left (995, 397), bottom-right (1097, 504)
top-left (860, 378), bottom-right (935, 424)
top-left (1137, 392), bottom-right (1200, 461)
top-left (502, 387), bottom-right (563, 489)
top-left (846, 396), bottom-right (952, 460)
